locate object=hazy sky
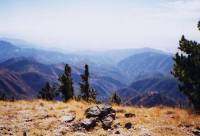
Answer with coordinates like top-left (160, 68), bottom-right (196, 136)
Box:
top-left (0, 0), bottom-right (199, 52)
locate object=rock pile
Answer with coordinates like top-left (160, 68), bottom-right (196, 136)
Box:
top-left (69, 105), bottom-right (116, 130)
top-left (56, 104), bottom-right (136, 135)
top-left (76, 105), bottom-right (116, 130)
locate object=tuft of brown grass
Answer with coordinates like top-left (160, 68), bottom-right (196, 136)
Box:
top-left (0, 100), bottom-right (199, 136)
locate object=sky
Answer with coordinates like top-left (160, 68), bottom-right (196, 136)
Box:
top-left (0, 0), bottom-right (199, 52)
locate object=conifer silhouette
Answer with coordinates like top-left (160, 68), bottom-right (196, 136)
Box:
top-left (110, 92), bottom-right (121, 105)
top-left (80, 64), bottom-right (96, 101)
top-left (58, 64), bottom-right (74, 101)
top-left (38, 82), bottom-right (56, 100)
top-left (172, 21), bottom-right (200, 111)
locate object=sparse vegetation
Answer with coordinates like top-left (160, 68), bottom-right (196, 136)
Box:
top-left (110, 91), bottom-right (121, 105)
top-left (0, 92), bottom-right (15, 101)
top-left (0, 100), bottom-right (200, 136)
top-left (172, 21), bottom-right (200, 111)
top-left (58, 64), bottom-right (74, 101)
top-left (79, 64), bottom-right (96, 102)
top-left (37, 64), bottom-right (99, 102)
top-left (37, 82), bottom-right (57, 100)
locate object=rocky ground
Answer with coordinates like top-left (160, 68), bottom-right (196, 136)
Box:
top-left (0, 100), bottom-right (200, 136)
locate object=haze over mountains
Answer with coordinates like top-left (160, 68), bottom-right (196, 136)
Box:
top-left (0, 39), bottom-right (188, 107)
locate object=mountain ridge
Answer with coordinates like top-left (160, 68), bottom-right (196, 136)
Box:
top-left (0, 39), bottom-right (187, 107)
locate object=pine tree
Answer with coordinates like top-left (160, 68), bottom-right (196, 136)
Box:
top-left (80, 64), bottom-right (96, 101)
top-left (172, 21), bottom-right (200, 111)
top-left (58, 64), bottom-right (74, 101)
top-left (80, 64), bottom-right (90, 101)
top-left (89, 88), bottom-right (97, 102)
top-left (37, 82), bottom-right (56, 100)
top-left (110, 92), bottom-right (121, 105)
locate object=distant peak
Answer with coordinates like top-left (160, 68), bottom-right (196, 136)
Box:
top-left (2, 56), bottom-right (39, 65)
top-left (0, 40), bottom-right (18, 49)
top-left (0, 40), bottom-right (12, 45)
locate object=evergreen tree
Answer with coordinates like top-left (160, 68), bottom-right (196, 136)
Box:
top-left (172, 21), bottom-right (200, 111)
top-left (80, 64), bottom-right (96, 101)
top-left (58, 64), bottom-right (74, 101)
top-left (110, 92), bottom-right (121, 105)
top-left (37, 82), bottom-right (56, 100)
top-left (89, 88), bottom-right (97, 102)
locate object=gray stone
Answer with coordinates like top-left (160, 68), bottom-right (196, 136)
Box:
top-left (99, 105), bottom-right (114, 117)
top-left (85, 106), bottom-right (101, 118)
top-left (81, 118), bottom-right (97, 130)
top-left (74, 132), bottom-right (87, 136)
top-left (108, 112), bottom-right (116, 119)
top-left (85, 105), bottom-right (115, 119)
top-left (72, 121), bottom-right (83, 131)
top-left (60, 115), bottom-right (75, 123)
top-left (84, 105), bottom-right (116, 130)
top-left (102, 116), bottom-right (113, 129)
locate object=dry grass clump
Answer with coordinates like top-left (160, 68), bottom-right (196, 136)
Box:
top-left (0, 100), bottom-right (200, 136)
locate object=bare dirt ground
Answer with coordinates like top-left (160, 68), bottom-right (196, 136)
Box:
top-left (0, 100), bottom-right (200, 136)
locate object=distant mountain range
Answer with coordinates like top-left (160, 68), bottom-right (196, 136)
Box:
top-left (0, 69), bottom-right (35, 99)
top-left (0, 56), bottom-right (126, 101)
top-left (0, 39), bottom-right (188, 107)
top-left (117, 52), bottom-right (173, 83)
top-left (118, 76), bottom-right (188, 107)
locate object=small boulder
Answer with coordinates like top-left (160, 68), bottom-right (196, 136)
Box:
top-left (85, 106), bottom-right (101, 118)
top-left (72, 121), bottom-right (83, 131)
top-left (99, 105), bottom-right (115, 118)
top-left (108, 112), bottom-right (116, 119)
top-left (192, 128), bottom-right (200, 136)
top-left (85, 105), bottom-right (115, 119)
top-left (124, 122), bottom-right (132, 129)
top-left (81, 118), bottom-right (97, 130)
top-left (84, 105), bottom-right (116, 130)
top-left (60, 115), bottom-right (75, 123)
top-left (124, 113), bottom-right (135, 118)
top-left (102, 116), bottom-right (113, 129)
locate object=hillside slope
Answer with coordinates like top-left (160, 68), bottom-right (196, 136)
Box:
top-left (0, 100), bottom-right (199, 136)
top-left (0, 69), bottom-right (35, 99)
top-left (118, 77), bottom-right (188, 107)
top-left (117, 52), bottom-right (173, 82)
top-left (0, 57), bottom-right (125, 101)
